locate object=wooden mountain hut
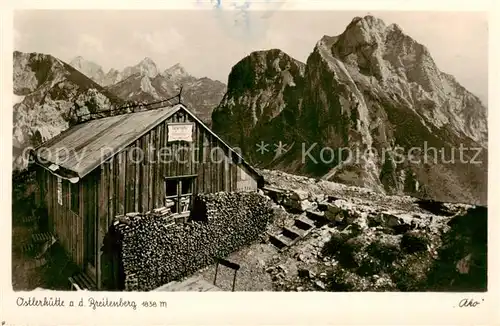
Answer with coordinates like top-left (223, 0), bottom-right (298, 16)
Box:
top-left (31, 101), bottom-right (263, 290)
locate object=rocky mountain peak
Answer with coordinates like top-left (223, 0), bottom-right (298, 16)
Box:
top-left (331, 15), bottom-right (433, 83)
top-left (213, 15), bottom-right (487, 205)
top-left (70, 55), bottom-right (85, 64)
top-left (163, 63), bottom-right (189, 80)
top-left (342, 16), bottom-right (405, 45)
top-left (122, 57), bottom-right (159, 79)
top-left (346, 15), bottom-right (387, 36)
top-left (104, 59), bottom-right (225, 125)
top-left (323, 15), bottom-right (486, 146)
top-left (69, 56), bottom-right (106, 84)
top-left (226, 49), bottom-right (306, 93)
top-left (140, 56), bottom-right (155, 64)
top-left (212, 48), bottom-right (306, 157)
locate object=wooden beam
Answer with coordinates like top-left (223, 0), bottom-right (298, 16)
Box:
top-left (164, 174), bottom-right (198, 180)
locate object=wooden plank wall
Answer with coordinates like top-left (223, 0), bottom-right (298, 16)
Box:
top-left (38, 108), bottom-right (258, 288)
top-left (34, 166), bottom-right (44, 207)
top-left (43, 170), bottom-right (85, 267)
top-left (95, 109), bottom-right (259, 288)
top-left (236, 164), bottom-right (258, 191)
top-left (83, 171), bottom-right (98, 271)
top-left (96, 109), bottom-right (258, 227)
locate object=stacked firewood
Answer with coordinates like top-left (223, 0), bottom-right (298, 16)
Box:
top-left (191, 192), bottom-right (272, 221)
top-left (112, 192), bottom-right (274, 291)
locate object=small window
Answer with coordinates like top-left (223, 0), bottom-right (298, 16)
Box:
top-left (70, 182), bottom-right (79, 213)
top-left (165, 175), bottom-right (196, 214)
top-left (181, 179), bottom-right (193, 195)
top-left (166, 180), bottom-right (178, 197)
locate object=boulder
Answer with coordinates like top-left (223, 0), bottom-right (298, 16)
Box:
top-left (324, 203), bottom-right (343, 222)
top-left (291, 189), bottom-right (309, 201)
top-left (294, 199), bottom-right (316, 212)
top-left (310, 193), bottom-right (326, 203)
top-left (262, 186), bottom-right (287, 204)
top-left (283, 196), bottom-right (316, 212)
top-left (298, 268), bottom-right (316, 279)
top-left (315, 280), bottom-right (326, 290)
top-left (368, 212), bottom-right (405, 228)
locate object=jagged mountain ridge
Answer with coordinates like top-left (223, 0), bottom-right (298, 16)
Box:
top-left (13, 51), bottom-right (125, 170)
top-left (69, 57), bottom-right (227, 124)
top-left (69, 56), bottom-right (107, 86)
top-left (212, 16), bottom-right (488, 205)
top-left (68, 56), bottom-right (159, 86)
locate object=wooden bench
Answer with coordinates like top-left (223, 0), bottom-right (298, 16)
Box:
top-left (22, 234), bottom-right (57, 258)
top-left (32, 232), bottom-right (54, 243)
top-left (22, 243), bottom-right (36, 255)
top-left (21, 215), bottom-right (40, 225)
top-left (69, 272), bottom-right (96, 291)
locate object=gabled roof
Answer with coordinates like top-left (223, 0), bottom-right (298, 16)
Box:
top-left (33, 104), bottom-right (262, 182)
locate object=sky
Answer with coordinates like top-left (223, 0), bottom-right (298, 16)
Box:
top-left (14, 9), bottom-right (488, 104)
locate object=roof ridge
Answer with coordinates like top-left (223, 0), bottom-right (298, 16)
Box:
top-left (33, 104), bottom-right (263, 184)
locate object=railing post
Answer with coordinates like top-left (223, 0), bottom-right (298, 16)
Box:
top-left (213, 261), bottom-right (219, 285)
top-left (232, 270), bottom-right (238, 292)
top-left (178, 86), bottom-right (183, 104)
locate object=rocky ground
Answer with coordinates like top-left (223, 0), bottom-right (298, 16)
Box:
top-left (261, 169), bottom-right (486, 291)
top-left (192, 169), bottom-right (487, 292)
top-left (11, 169), bottom-right (487, 292)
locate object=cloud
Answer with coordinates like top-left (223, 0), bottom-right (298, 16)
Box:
top-left (76, 33), bottom-right (104, 54)
top-left (132, 29), bottom-right (184, 54)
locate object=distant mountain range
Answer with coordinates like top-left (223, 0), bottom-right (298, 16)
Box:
top-left (12, 51), bottom-right (125, 169)
top-left (12, 15), bottom-right (488, 205)
top-left (12, 52), bottom-right (226, 170)
top-left (68, 56), bottom-right (226, 123)
top-left (212, 15), bottom-right (488, 205)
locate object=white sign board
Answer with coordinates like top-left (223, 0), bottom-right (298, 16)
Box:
top-left (167, 123), bottom-right (193, 142)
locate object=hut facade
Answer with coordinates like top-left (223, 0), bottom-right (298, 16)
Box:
top-left (32, 103), bottom-right (262, 290)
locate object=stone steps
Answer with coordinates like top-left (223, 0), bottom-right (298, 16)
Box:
top-left (295, 215), bottom-right (315, 228)
top-left (269, 233), bottom-right (295, 250)
top-left (282, 226), bottom-right (301, 241)
top-left (269, 211), bottom-right (326, 251)
top-left (305, 209), bottom-right (329, 227)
